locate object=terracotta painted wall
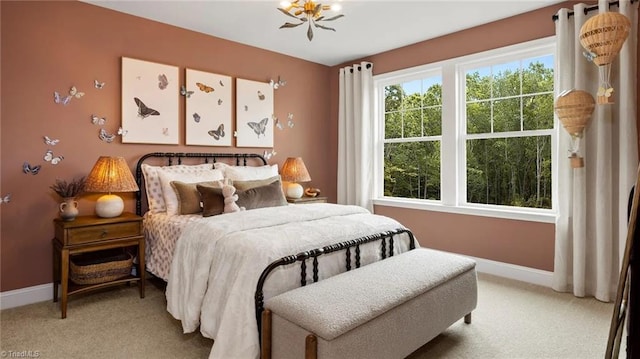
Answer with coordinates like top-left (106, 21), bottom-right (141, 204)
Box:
top-left (331, 1), bottom-right (639, 272)
top-left (0, 1), bottom-right (335, 292)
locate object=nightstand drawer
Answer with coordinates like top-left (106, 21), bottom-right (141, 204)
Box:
top-left (66, 222), bottom-right (140, 245)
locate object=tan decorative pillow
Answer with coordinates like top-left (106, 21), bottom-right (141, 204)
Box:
top-left (197, 183), bottom-right (226, 217)
top-left (236, 180), bottom-right (288, 210)
top-left (170, 181), bottom-right (220, 215)
top-left (232, 175), bottom-right (281, 192)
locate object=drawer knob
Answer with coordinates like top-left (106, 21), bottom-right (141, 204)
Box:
top-left (100, 230), bottom-right (108, 238)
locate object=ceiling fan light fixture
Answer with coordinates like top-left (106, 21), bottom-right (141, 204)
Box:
top-left (277, 0), bottom-right (344, 41)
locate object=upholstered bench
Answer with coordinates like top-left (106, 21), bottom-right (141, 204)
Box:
top-left (261, 247), bottom-right (478, 359)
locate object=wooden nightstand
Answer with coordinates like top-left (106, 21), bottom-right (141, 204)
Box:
top-left (52, 212), bottom-right (145, 318)
top-left (287, 196), bottom-right (328, 204)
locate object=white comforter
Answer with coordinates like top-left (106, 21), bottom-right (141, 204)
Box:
top-left (166, 203), bottom-right (412, 359)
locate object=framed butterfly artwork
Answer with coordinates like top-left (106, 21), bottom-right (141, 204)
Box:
top-left (235, 78), bottom-right (274, 148)
top-left (185, 68), bottom-right (232, 146)
top-left (121, 57), bottom-right (179, 144)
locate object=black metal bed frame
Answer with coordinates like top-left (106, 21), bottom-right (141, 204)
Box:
top-left (254, 228), bottom-right (416, 335)
top-left (134, 152), bottom-right (267, 216)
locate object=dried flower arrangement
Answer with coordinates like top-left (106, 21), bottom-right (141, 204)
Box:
top-left (50, 176), bottom-right (86, 198)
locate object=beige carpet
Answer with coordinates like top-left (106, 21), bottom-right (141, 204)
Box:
top-left (1, 273), bottom-right (620, 359)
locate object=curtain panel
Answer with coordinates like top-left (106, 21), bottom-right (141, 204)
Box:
top-left (553, 0), bottom-right (639, 301)
top-left (337, 62), bottom-right (374, 211)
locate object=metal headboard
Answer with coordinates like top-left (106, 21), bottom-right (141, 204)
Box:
top-left (134, 152), bottom-right (267, 216)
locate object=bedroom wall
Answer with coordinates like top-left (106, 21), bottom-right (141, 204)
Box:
top-left (0, 1), bottom-right (334, 292)
top-left (330, 1), bottom-right (640, 271)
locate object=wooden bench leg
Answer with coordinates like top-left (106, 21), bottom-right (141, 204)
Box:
top-left (305, 334), bottom-right (317, 359)
top-left (261, 309), bottom-right (272, 359)
top-left (464, 313), bottom-right (472, 324)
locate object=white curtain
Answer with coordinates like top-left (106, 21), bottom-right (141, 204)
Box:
top-left (553, 0), bottom-right (638, 301)
top-left (337, 62), bottom-right (375, 211)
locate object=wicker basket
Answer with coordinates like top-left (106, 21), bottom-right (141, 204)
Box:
top-left (70, 249), bottom-right (133, 285)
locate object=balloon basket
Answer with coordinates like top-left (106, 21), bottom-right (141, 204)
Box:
top-left (570, 155), bottom-right (584, 168)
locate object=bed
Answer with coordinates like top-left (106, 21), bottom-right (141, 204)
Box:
top-left (135, 152), bottom-right (415, 359)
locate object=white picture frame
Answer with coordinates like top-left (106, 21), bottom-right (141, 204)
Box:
top-left (121, 57), bottom-right (179, 144)
top-left (235, 78), bottom-right (274, 148)
top-left (185, 69), bottom-right (232, 146)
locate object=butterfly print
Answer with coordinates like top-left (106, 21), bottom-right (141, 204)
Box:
top-left (91, 114), bottom-right (106, 126)
top-left (247, 117), bottom-right (268, 138)
top-left (208, 124), bottom-right (225, 140)
top-left (181, 85), bottom-right (194, 98)
top-left (99, 128), bottom-right (116, 143)
top-left (193, 113), bottom-right (201, 123)
top-left (23, 162), bottom-right (41, 175)
top-left (0, 193), bottom-right (10, 204)
top-left (219, 80), bottom-right (224, 87)
top-left (94, 80), bottom-right (105, 89)
top-left (218, 99), bottom-right (223, 105)
top-left (158, 74), bottom-right (169, 90)
top-left (69, 86), bottom-right (84, 99)
top-left (162, 128), bottom-right (169, 136)
top-left (54, 92), bottom-right (71, 106)
top-left (44, 136), bottom-right (59, 146)
top-left (196, 82), bottom-right (214, 93)
top-left (44, 150), bottom-right (63, 165)
top-left (244, 105), bottom-right (249, 111)
top-left (134, 97), bottom-right (160, 119)
top-left (257, 91), bottom-right (265, 100)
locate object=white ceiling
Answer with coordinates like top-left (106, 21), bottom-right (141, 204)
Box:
top-left (84, 0), bottom-right (563, 66)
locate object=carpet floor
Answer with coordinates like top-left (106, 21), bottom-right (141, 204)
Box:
top-left (0, 273), bottom-right (621, 359)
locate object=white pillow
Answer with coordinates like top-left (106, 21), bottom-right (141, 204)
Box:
top-left (158, 168), bottom-right (224, 216)
top-left (214, 163), bottom-right (279, 181)
top-left (141, 163), bottom-right (215, 213)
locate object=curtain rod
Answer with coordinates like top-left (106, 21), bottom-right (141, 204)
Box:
top-left (551, 0), bottom-right (636, 21)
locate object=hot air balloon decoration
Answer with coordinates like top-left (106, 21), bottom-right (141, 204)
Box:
top-left (554, 89), bottom-right (596, 168)
top-left (579, 12), bottom-right (631, 104)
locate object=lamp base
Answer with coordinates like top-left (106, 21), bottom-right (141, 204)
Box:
top-left (285, 183), bottom-right (304, 199)
top-left (95, 194), bottom-right (124, 218)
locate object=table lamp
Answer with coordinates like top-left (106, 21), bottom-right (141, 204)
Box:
top-left (280, 157), bottom-right (311, 199)
top-left (84, 156), bottom-right (139, 218)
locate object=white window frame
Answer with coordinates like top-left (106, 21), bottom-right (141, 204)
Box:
top-left (373, 37), bottom-right (557, 223)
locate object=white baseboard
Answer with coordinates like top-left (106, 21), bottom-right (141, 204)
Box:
top-left (0, 283), bottom-right (53, 310)
top-left (469, 255), bottom-right (553, 288)
top-left (1, 258), bottom-right (553, 310)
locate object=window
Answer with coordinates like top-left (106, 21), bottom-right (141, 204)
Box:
top-left (383, 74), bottom-right (442, 200)
top-left (374, 37), bottom-right (556, 221)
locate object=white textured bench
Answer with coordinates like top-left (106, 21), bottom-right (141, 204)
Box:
top-left (261, 248), bottom-right (478, 359)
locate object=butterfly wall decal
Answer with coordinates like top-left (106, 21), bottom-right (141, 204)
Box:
top-left (158, 74), bottom-right (169, 90)
top-left (287, 113), bottom-right (295, 128)
top-left (69, 86), bottom-right (84, 99)
top-left (44, 136), bottom-right (59, 146)
top-left (54, 92), bottom-right (71, 106)
top-left (247, 117), bottom-right (269, 138)
top-left (117, 127), bottom-right (128, 137)
top-left (94, 79), bottom-right (105, 89)
top-left (44, 150), bottom-right (64, 165)
top-left (134, 97), bottom-right (160, 119)
top-left (273, 114), bottom-right (283, 130)
top-left (263, 149), bottom-right (277, 160)
top-left (257, 91), bottom-right (265, 100)
top-left (583, 51), bottom-right (596, 62)
top-left (196, 82), bottom-right (214, 93)
top-left (91, 114), bottom-right (106, 126)
top-left (23, 162), bottom-right (41, 175)
top-left (193, 113), bottom-right (201, 123)
top-left (597, 87), bottom-right (614, 98)
top-left (0, 193), bottom-right (10, 204)
top-left (208, 124), bottom-right (225, 140)
top-left (181, 85), bottom-right (194, 98)
top-left (269, 76), bottom-right (286, 89)
top-left (99, 128), bottom-right (115, 143)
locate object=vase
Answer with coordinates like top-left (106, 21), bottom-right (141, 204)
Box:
top-left (59, 197), bottom-right (79, 221)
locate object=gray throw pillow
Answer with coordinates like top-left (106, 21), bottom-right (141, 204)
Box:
top-left (196, 183), bottom-right (225, 217)
top-left (236, 180), bottom-right (287, 210)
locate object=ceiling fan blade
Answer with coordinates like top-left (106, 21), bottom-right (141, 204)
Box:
top-left (277, 7), bottom-right (299, 19)
top-left (280, 22), bottom-right (305, 29)
top-left (322, 14), bottom-right (345, 21)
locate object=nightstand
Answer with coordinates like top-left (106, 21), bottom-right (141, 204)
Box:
top-left (52, 212), bottom-right (145, 318)
top-left (287, 196), bottom-right (328, 204)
